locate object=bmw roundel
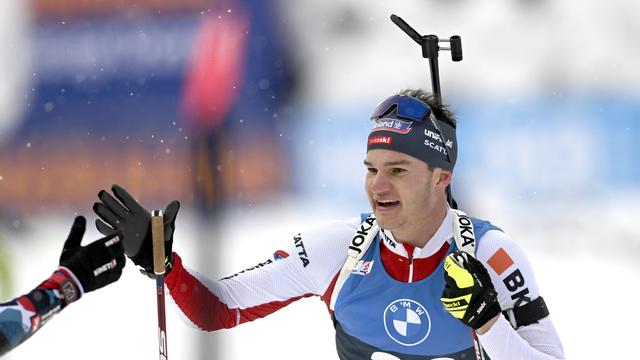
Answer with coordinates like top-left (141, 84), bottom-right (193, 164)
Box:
top-left (383, 298), bottom-right (431, 346)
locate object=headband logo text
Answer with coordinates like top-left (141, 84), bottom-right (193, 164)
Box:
top-left (372, 118), bottom-right (413, 134)
top-left (425, 129), bottom-right (454, 148)
top-left (369, 136), bottom-right (393, 145)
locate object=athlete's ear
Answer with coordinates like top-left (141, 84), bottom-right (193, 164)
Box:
top-left (431, 168), bottom-right (452, 191)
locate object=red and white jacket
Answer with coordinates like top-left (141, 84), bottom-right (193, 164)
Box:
top-left (165, 209), bottom-right (564, 359)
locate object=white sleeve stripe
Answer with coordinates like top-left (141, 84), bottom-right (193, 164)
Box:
top-left (187, 261), bottom-right (310, 310)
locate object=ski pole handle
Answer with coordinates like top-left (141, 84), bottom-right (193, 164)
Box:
top-left (152, 210), bottom-right (165, 275)
top-left (151, 210), bottom-right (168, 360)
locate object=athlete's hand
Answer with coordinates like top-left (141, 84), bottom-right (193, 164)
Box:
top-left (93, 184), bottom-right (180, 277)
top-left (441, 251), bottom-right (501, 330)
top-left (59, 216), bottom-right (126, 293)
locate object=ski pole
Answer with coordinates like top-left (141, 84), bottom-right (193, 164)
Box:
top-left (151, 210), bottom-right (168, 360)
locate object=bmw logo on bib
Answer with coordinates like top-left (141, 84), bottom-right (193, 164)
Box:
top-left (383, 299), bottom-right (431, 346)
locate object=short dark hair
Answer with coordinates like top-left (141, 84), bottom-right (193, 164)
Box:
top-left (397, 89), bottom-right (456, 128)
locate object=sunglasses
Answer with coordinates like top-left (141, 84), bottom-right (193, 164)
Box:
top-left (371, 95), bottom-right (433, 122)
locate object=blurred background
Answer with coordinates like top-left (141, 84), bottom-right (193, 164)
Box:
top-left (1, 0), bottom-right (638, 359)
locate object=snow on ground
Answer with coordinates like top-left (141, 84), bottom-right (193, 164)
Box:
top-left (2, 197), bottom-right (638, 359)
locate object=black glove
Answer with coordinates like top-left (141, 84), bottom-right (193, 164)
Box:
top-left (93, 184), bottom-right (180, 277)
top-left (441, 251), bottom-right (501, 330)
top-left (59, 216), bottom-right (126, 293)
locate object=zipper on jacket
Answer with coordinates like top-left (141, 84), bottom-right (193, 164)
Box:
top-left (407, 254), bottom-right (414, 283)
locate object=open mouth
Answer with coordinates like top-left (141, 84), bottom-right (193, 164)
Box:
top-left (376, 199), bottom-right (400, 208)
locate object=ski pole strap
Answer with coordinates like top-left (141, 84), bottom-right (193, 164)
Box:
top-left (330, 215), bottom-right (379, 311)
top-left (451, 209), bottom-right (476, 256)
top-left (502, 296), bottom-right (550, 329)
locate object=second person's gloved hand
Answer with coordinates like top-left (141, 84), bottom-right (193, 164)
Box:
top-left (93, 184), bottom-right (180, 277)
top-left (59, 216), bottom-right (126, 294)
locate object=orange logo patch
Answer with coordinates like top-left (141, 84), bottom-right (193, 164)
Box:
top-left (487, 248), bottom-right (514, 275)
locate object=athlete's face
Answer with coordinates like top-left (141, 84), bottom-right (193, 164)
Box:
top-left (364, 149), bottom-right (450, 244)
